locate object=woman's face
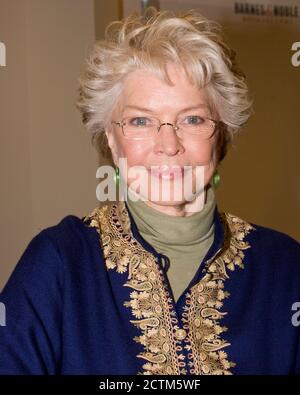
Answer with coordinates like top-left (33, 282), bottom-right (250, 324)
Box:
top-left (105, 63), bottom-right (218, 216)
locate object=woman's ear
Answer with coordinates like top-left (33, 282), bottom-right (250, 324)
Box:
top-left (104, 127), bottom-right (119, 166)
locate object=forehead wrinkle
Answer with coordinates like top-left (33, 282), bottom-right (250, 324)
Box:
top-left (116, 68), bottom-right (211, 117)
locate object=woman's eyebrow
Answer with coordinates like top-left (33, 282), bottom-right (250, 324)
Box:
top-left (178, 104), bottom-right (209, 113)
top-left (123, 104), bottom-right (209, 113)
top-left (123, 105), bottom-right (157, 113)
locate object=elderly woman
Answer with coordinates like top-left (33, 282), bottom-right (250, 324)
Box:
top-left (0, 9), bottom-right (299, 376)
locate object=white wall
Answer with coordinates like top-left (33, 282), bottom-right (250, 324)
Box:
top-left (0, 0), bottom-right (98, 290)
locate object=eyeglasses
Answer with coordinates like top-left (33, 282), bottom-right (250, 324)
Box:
top-left (111, 115), bottom-right (218, 140)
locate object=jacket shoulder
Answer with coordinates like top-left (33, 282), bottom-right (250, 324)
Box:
top-left (1, 213), bottom-right (96, 296)
top-left (225, 212), bottom-right (300, 270)
top-left (225, 212), bottom-right (299, 247)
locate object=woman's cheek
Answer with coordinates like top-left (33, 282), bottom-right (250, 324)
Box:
top-left (117, 142), bottom-right (150, 189)
top-left (120, 140), bottom-right (148, 166)
top-left (191, 142), bottom-right (217, 187)
top-left (191, 141), bottom-right (215, 166)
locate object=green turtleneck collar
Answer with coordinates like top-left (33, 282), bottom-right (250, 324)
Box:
top-left (125, 186), bottom-right (216, 302)
top-left (126, 186), bottom-right (216, 260)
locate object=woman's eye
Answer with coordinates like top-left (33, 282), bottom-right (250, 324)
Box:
top-left (130, 117), bottom-right (150, 126)
top-left (182, 115), bottom-right (204, 125)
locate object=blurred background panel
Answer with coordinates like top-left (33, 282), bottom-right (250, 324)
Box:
top-left (0, 0), bottom-right (97, 290)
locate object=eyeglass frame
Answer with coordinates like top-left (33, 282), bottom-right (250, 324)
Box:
top-left (111, 115), bottom-right (220, 140)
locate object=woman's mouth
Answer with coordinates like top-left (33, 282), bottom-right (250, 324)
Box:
top-left (148, 166), bottom-right (184, 180)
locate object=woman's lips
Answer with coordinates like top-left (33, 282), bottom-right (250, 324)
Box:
top-left (148, 166), bottom-right (184, 180)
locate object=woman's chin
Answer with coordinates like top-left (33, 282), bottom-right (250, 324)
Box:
top-left (146, 198), bottom-right (186, 206)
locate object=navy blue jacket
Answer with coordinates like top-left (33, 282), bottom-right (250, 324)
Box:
top-left (0, 202), bottom-right (300, 375)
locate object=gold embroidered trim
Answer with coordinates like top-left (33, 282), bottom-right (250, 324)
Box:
top-left (84, 203), bottom-right (255, 375)
top-left (84, 203), bottom-right (184, 375)
top-left (183, 213), bottom-right (254, 375)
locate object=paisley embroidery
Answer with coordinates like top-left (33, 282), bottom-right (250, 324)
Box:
top-left (84, 202), bottom-right (255, 375)
top-left (183, 214), bottom-right (254, 375)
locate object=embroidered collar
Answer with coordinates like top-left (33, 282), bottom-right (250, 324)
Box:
top-left (84, 201), bottom-right (255, 375)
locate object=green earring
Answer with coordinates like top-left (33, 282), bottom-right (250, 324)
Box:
top-left (114, 166), bottom-right (120, 185)
top-left (212, 170), bottom-right (220, 188)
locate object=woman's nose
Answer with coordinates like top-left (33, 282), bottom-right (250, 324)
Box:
top-left (153, 124), bottom-right (185, 156)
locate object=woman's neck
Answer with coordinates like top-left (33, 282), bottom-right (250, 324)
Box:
top-left (134, 187), bottom-right (208, 217)
top-left (125, 185), bottom-right (216, 252)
